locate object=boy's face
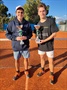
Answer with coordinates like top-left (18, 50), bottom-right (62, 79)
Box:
top-left (38, 7), bottom-right (46, 19)
top-left (16, 9), bottom-right (24, 20)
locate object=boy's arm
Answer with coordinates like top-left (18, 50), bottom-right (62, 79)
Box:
top-left (40, 32), bottom-right (56, 43)
top-left (6, 22), bottom-right (16, 41)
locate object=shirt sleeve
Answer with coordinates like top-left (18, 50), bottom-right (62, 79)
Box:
top-left (50, 18), bottom-right (59, 33)
top-left (5, 22), bottom-right (16, 41)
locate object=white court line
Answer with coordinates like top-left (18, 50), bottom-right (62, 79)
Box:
top-left (54, 38), bottom-right (67, 40)
top-left (25, 77), bottom-right (29, 90)
top-left (0, 38), bottom-right (10, 41)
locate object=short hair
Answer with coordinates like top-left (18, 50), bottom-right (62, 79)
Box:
top-left (37, 3), bottom-right (49, 15)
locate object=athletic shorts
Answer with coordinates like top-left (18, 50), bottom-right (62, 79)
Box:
top-left (13, 49), bottom-right (30, 60)
top-left (38, 50), bottom-right (54, 58)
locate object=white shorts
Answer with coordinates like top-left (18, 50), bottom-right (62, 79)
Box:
top-left (38, 50), bottom-right (54, 58)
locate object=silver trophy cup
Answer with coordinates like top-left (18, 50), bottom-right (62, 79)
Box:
top-left (16, 25), bottom-right (24, 45)
top-left (34, 25), bottom-right (40, 43)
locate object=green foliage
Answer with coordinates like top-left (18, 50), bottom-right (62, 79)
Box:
top-left (0, 1), bottom-right (12, 30)
top-left (23, 0), bottom-right (41, 23)
top-left (8, 16), bottom-right (15, 22)
top-left (0, 4), bottom-right (8, 17)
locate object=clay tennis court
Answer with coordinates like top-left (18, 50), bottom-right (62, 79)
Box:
top-left (0, 31), bottom-right (67, 90)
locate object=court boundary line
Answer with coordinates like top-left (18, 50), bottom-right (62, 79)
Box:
top-left (0, 38), bottom-right (67, 41)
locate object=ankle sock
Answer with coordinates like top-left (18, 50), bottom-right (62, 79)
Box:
top-left (50, 72), bottom-right (54, 75)
top-left (16, 70), bottom-right (20, 73)
top-left (41, 67), bottom-right (44, 71)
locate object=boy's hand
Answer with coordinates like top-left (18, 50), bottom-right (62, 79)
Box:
top-left (16, 36), bottom-right (27, 41)
top-left (38, 40), bottom-right (45, 44)
top-left (22, 36), bottom-right (27, 40)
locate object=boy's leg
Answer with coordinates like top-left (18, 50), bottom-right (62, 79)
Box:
top-left (15, 59), bottom-right (20, 71)
top-left (24, 58), bottom-right (30, 77)
top-left (46, 51), bottom-right (54, 85)
top-left (22, 49), bottom-right (30, 78)
top-left (13, 51), bottom-right (21, 80)
top-left (37, 50), bottom-right (45, 77)
top-left (48, 57), bottom-right (54, 85)
top-left (24, 58), bottom-right (28, 70)
top-left (40, 54), bottom-right (45, 69)
top-left (48, 57), bottom-right (54, 73)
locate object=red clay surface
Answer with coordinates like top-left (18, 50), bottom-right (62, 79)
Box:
top-left (0, 31), bottom-right (67, 90)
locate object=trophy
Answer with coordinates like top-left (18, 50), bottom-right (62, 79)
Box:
top-left (16, 25), bottom-right (24, 45)
top-left (34, 25), bottom-right (40, 43)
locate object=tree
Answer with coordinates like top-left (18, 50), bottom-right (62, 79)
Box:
top-left (8, 16), bottom-right (15, 22)
top-left (0, 4), bottom-right (8, 17)
top-left (0, 1), bottom-right (11, 30)
top-left (23, 0), bottom-right (42, 23)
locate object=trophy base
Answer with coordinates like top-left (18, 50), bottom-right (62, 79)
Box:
top-left (35, 38), bottom-right (40, 44)
top-left (20, 40), bottom-right (24, 45)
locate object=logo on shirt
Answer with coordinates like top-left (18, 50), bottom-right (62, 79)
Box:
top-left (44, 26), bottom-right (48, 29)
top-left (42, 33), bottom-right (48, 36)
